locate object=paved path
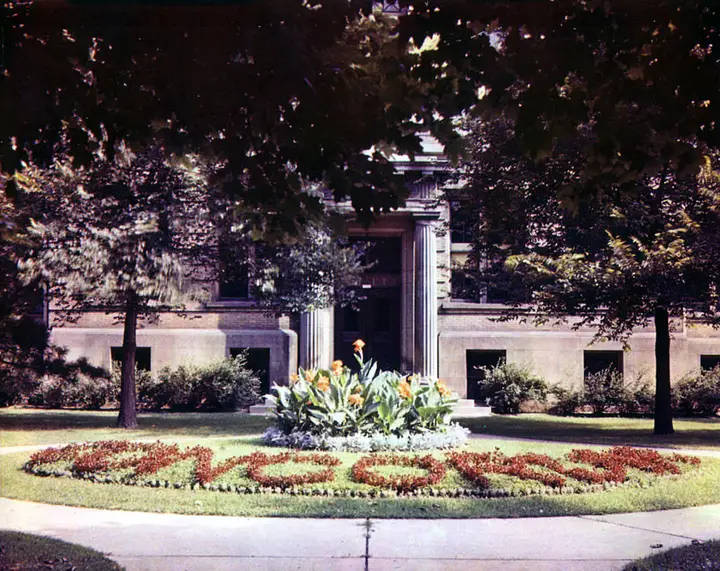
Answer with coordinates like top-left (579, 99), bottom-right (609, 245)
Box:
top-left (2, 441), bottom-right (720, 570)
top-left (3, 497), bottom-right (720, 570)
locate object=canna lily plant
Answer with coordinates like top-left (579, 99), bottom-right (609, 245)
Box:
top-left (266, 340), bottom-right (459, 437)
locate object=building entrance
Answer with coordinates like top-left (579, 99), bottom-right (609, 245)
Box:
top-left (334, 237), bottom-right (403, 371)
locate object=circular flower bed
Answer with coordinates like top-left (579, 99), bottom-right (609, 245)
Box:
top-left (24, 441), bottom-right (702, 498)
top-left (351, 454), bottom-right (446, 492)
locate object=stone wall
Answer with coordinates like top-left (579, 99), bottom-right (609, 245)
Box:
top-left (438, 302), bottom-right (720, 398)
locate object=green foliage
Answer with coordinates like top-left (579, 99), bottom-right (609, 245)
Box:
top-left (138, 356), bottom-right (260, 412)
top-left (475, 361), bottom-right (548, 414)
top-left (253, 221), bottom-right (365, 313)
top-left (1, 353), bottom-right (110, 409)
top-left (1, 2), bottom-right (435, 233)
top-left (672, 368), bottom-right (720, 417)
top-left (550, 370), bottom-right (655, 416)
top-left (267, 344), bottom-right (458, 437)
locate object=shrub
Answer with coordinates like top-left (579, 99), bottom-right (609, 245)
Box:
top-left (583, 367), bottom-right (626, 415)
top-left (673, 367), bottom-right (720, 417)
top-left (266, 340), bottom-right (460, 442)
top-left (30, 372), bottom-right (117, 409)
top-left (550, 370), bottom-right (655, 416)
top-left (475, 361), bottom-right (548, 414)
top-left (138, 355), bottom-right (260, 411)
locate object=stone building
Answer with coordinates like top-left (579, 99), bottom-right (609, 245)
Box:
top-left (50, 136), bottom-right (720, 399)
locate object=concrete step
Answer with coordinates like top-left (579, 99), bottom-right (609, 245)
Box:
top-left (451, 399), bottom-right (492, 418)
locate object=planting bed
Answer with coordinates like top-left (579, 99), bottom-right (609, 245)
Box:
top-left (24, 439), bottom-right (701, 498)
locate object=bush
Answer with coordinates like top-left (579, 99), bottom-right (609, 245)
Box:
top-left (550, 369), bottom-right (655, 416)
top-left (138, 355), bottom-right (260, 412)
top-left (475, 361), bottom-right (548, 414)
top-left (267, 341), bottom-right (460, 441)
top-left (672, 367), bottom-right (720, 417)
top-left (30, 370), bottom-right (117, 410)
top-left (583, 367), bottom-right (627, 414)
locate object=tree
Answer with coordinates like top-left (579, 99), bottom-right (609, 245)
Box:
top-left (252, 219), bottom-right (366, 315)
top-left (17, 144), bottom-right (223, 428)
top-left (1, 1), bottom-right (437, 233)
top-left (454, 117), bottom-right (720, 435)
top-left (399, 0), bottom-right (719, 436)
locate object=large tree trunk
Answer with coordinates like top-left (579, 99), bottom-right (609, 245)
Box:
top-left (654, 305), bottom-right (674, 435)
top-left (116, 295), bottom-right (139, 429)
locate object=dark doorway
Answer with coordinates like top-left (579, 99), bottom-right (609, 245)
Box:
top-left (466, 350), bottom-right (506, 402)
top-left (334, 237), bottom-right (402, 371)
top-left (230, 347), bottom-right (270, 395)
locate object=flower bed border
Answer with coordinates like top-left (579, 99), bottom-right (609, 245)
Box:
top-left (351, 454), bottom-right (446, 492)
top-left (24, 441), bottom-right (701, 498)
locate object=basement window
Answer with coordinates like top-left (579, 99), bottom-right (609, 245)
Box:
top-left (583, 350), bottom-right (623, 377)
top-left (111, 346), bottom-right (151, 371)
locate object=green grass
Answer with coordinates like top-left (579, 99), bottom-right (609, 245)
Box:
top-left (3, 436), bottom-right (720, 519)
top-left (0, 530), bottom-right (123, 570)
top-left (623, 540), bottom-right (720, 570)
top-left (4, 409), bottom-right (720, 450)
top-left (460, 414), bottom-right (720, 450)
top-left (0, 408), bottom-right (273, 447)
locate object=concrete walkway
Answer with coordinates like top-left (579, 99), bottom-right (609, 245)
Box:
top-left (2, 497), bottom-right (720, 570)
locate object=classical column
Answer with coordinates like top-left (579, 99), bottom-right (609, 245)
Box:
top-left (414, 218), bottom-right (438, 377)
top-left (299, 307), bottom-right (333, 371)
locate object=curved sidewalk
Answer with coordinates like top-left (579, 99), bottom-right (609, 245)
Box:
top-left (2, 496), bottom-right (720, 570)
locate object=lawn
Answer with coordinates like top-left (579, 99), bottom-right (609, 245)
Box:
top-left (0, 530), bottom-right (123, 571)
top-left (3, 433), bottom-right (720, 519)
top-left (3, 409), bottom-right (720, 450)
top-left (3, 408), bottom-right (720, 519)
top-left (623, 540), bottom-right (720, 571)
top-left (0, 408), bottom-right (272, 447)
top-left (461, 413), bottom-right (720, 450)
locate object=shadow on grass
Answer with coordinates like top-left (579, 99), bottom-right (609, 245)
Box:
top-left (458, 414), bottom-right (720, 450)
top-left (0, 408), bottom-right (272, 437)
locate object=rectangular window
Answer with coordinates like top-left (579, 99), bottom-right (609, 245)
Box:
top-left (466, 350), bottom-right (506, 402)
top-left (230, 347), bottom-right (271, 396)
top-left (583, 350), bottom-right (623, 377)
top-left (111, 346), bottom-right (151, 371)
top-left (349, 237), bottom-right (402, 274)
top-left (218, 240), bottom-right (250, 299)
top-left (450, 200), bottom-right (476, 243)
top-left (701, 355), bottom-right (720, 371)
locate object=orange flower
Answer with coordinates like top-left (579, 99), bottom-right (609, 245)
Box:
top-left (331, 360), bottom-right (344, 375)
top-left (436, 380), bottom-right (452, 397)
top-left (397, 379), bottom-right (412, 400)
top-left (316, 376), bottom-right (330, 392)
top-left (304, 369), bottom-right (316, 382)
top-left (289, 373), bottom-right (299, 385)
top-left (353, 385), bottom-right (363, 394)
top-left (348, 394), bottom-right (365, 407)
top-left (352, 339), bottom-right (366, 352)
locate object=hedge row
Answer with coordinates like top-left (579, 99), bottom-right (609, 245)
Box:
top-left (476, 361), bottom-right (720, 417)
top-left (7, 355), bottom-right (260, 411)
